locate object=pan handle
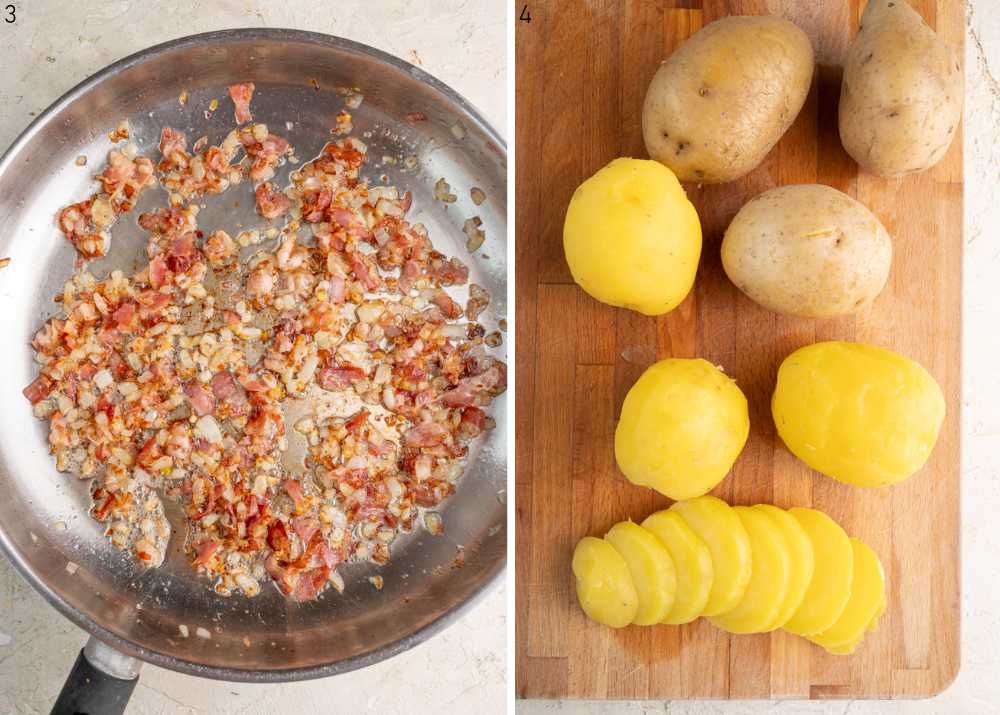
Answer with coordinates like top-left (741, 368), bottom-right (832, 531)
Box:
top-left (51, 636), bottom-right (141, 715)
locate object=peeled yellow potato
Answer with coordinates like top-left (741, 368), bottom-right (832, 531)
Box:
top-left (604, 522), bottom-right (677, 625)
top-left (709, 506), bottom-right (792, 634)
top-left (808, 538), bottom-right (886, 653)
top-left (783, 508), bottom-right (854, 636)
top-left (671, 496), bottom-right (751, 617)
top-left (772, 341), bottom-right (945, 487)
top-left (572, 536), bottom-right (640, 628)
top-left (563, 158), bottom-right (702, 316)
top-left (753, 505), bottom-right (814, 631)
top-left (641, 510), bottom-right (714, 624)
top-left (616, 359), bottom-right (749, 500)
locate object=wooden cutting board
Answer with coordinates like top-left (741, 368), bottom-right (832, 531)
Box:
top-left (515, 0), bottom-right (962, 700)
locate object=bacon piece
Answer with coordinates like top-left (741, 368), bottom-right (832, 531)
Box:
top-left (228, 82), bottom-right (255, 124)
top-left (210, 371), bottom-right (237, 400)
top-left (398, 259), bottom-right (421, 294)
top-left (458, 406), bottom-right (488, 441)
top-left (167, 233), bottom-right (199, 274)
top-left (289, 565), bottom-right (329, 602)
top-left (267, 522), bottom-right (290, 556)
top-left (345, 409), bottom-right (369, 435)
top-left (158, 127), bottom-right (188, 164)
top-left (432, 290), bottom-right (462, 319)
top-left (441, 365), bottom-right (505, 407)
top-left (136, 290), bottom-right (171, 321)
top-left (112, 301), bottom-right (136, 329)
top-left (284, 479), bottom-right (306, 510)
top-left (237, 371), bottom-right (271, 392)
top-left (328, 274), bottom-right (346, 304)
top-left (291, 516), bottom-right (319, 545)
top-left (317, 365), bottom-right (365, 391)
top-left (348, 253), bottom-right (379, 291)
top-left (191, 539), bottom-right (221, 568)
top-left (254, 182), bottom-right (291, 220)
top-left (184, 381), bottom-right (216, 416)
top-left (403, 422), bottom-right (449, 448)
top-left (301, 188), bottom-right (332, 222)
top-left (23, 377), bottom-right (53, 405)
top-left (148, 255), bottom-right (168, 289)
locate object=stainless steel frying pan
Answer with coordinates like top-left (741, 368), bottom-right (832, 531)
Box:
top-left (0, 28), bottom-right (506, 712)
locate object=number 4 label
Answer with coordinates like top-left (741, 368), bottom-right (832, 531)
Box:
top-left (519, 4), bottom-right (531, 23)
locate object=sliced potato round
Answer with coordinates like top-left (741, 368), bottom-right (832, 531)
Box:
top-left (604, 521), bottom-right (677, 625)
top-left (641, 510), bottom-right (714, 624)
top-left (783, 507), bottom-right (854, 636)
top-left (670, 496), bottom-right (752, 616)
top-left (753, 504), bottom-right (815, 631)
top-left (709, 506), bottom-right (792, 634)
top-left (808, 538), bottom-right (886, 653)
top-left (572, 536), bottom-right (640, 628)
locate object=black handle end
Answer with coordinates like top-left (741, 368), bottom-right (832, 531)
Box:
top-left (51, 648), bottom-right (138, 715)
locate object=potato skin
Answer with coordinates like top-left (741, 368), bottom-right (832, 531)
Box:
top-left (772, 341), bottom-right (945, 488)
top-left (615, 359), bottom-right (749, 500)
top-left (839, 0), bottom-right (962, 178)
top-left (642, 15), bottom-right (814, 184)
top-left (721, 184), bottom-right (892, 318)
top-left (563, 158), bottom-right (701, 316)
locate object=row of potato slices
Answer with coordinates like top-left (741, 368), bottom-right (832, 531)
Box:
top-left (572, 496), bottom-right (886, 654)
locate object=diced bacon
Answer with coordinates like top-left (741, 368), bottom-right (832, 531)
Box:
top-left (317, 365), bottom-right (365, 391)
top-left (184, 382), bottom-right (216, 417)
top-left (398, 259), bottom-right (421, 294)
top-left (254, 182), bottom-right (291, 220)
top-left (136, 290), bottom-right (171, 321)
top-left (291, 516), bottom-right (319, 545)
top-left (192, 539), bottom-right (221, 568)
top-left (328, 274), bottom-right (346, 304)
top-left (432, 290), bottom-right (462, 319)
top-left (458, 406), bottom-right (488, 440)
top-left (289, 566), bottom-right (328, 602)
top-left (284, 479), bottom-right (306, 511)
top-left (441, 365), bottom-right (505, 407)
top-left (349, 253), bottom-right (379, 291)
top-left (429, 256), bottom-right (469, 286)
top-left (23, 377), bottom-right (53, 405)
top-left (237, 371), bottom-right (271, 392)
top-left (112, 301), bottom-right (136, 329)
top-left (167, 233), bottom-right (199, 274)
top-left (228, 82), bottom-right (255, 124)
top-left (148, 255), bottom-right (168, 288)
top-left (413, 454), bottom-right (433, 481)
top-left (262, 134), bottom-right (289, 156)
top-left (267, 523), bottom-right (290, 556)
top-left (159, 127), bottom-right (188, 163)
top-left (403, 422), bottom-right (449, 448)
top-left (345, 409), bottom-right (369, 435)
top-left (210, 371), bottom-right (237, 400)
top-left (301, 188), bottom-right (332, 222)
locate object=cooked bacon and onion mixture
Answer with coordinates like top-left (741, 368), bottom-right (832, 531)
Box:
top-left (23, 83), bottom-right (505, 602)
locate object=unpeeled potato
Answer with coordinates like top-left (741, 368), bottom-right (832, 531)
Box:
top-left (605, 521), bottom-right (677, 625)
top-left (572, 536), bottom-right (639, 628)
top-left (616, 359), bottom-right (749, 501)
top-left (563, 158), bottom-right (702, 316)
top-left (642, 510), bottom-right (714, 624)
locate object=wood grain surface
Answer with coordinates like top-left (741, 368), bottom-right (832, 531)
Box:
top-left (515, 0), bottom-right (962, 700)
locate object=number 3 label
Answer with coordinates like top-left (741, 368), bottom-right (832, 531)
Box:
top-left (4, 5), bottom-right (14, 23)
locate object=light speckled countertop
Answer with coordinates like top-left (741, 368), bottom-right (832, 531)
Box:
top-left (519, 1), bottom-right (1000, 713)
top-left (0, 2), bottom-right (505, 714)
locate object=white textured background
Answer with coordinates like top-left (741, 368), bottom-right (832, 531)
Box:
top-left (0, 2), bottom-right (506, 714)
top-left (519, 1), bottom-right (1000, 714)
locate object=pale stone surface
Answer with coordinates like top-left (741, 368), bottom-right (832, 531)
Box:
top-left (0, 1), bottom-right (506, 714)
top-left (519, 1), bottom-right (1000, 713)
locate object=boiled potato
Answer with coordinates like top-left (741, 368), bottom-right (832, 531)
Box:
top-left (642, 15), bottom-right (814, 184)
top-left (808, 538), bottom-right (886, 653)
top-left (839, 0), bottom-right (962, 178)
top-left (721, 184), bottom-right (892, 318)
top-left (572, 536), bottom-right (639, 628)
top-left (753, 505), bottom-right (814, 631)
top-left (616, 359), bottom-right (749, 500)
top-left (563, 158), bottom-right (701, 316)
top-left (604, 521), bottom-right (677, 625)
top-left (772, 341), bottom-right (945, 487)
top-left (709, 506), bottom-right (791, 634)
top-left (783, 508), bottom-right (854, 637)
top-left (641, 510), bottom-right (714, 624)
top-left (670, 496), bottom-right (752, 617)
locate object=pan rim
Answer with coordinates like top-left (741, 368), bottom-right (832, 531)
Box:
top-left (0, 26), bottom-right (506, 682)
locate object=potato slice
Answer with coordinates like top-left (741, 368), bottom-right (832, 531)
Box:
top-left (708, 506), bottom-right (792, 634)
top-left (572, 536), bottom-right (639, 628)
top-left (641, 510), bottom-right (714, 624)
top-left (783, 507), bottom-right (854, 636)
top-left (604, 521), bottom-right (677, 625)
top-left (807, 538), bottom-right (886, 653)
top-left (670, 496), bottom-right (751, 616)
top-left (753, 504), bottom-right (814, 631)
